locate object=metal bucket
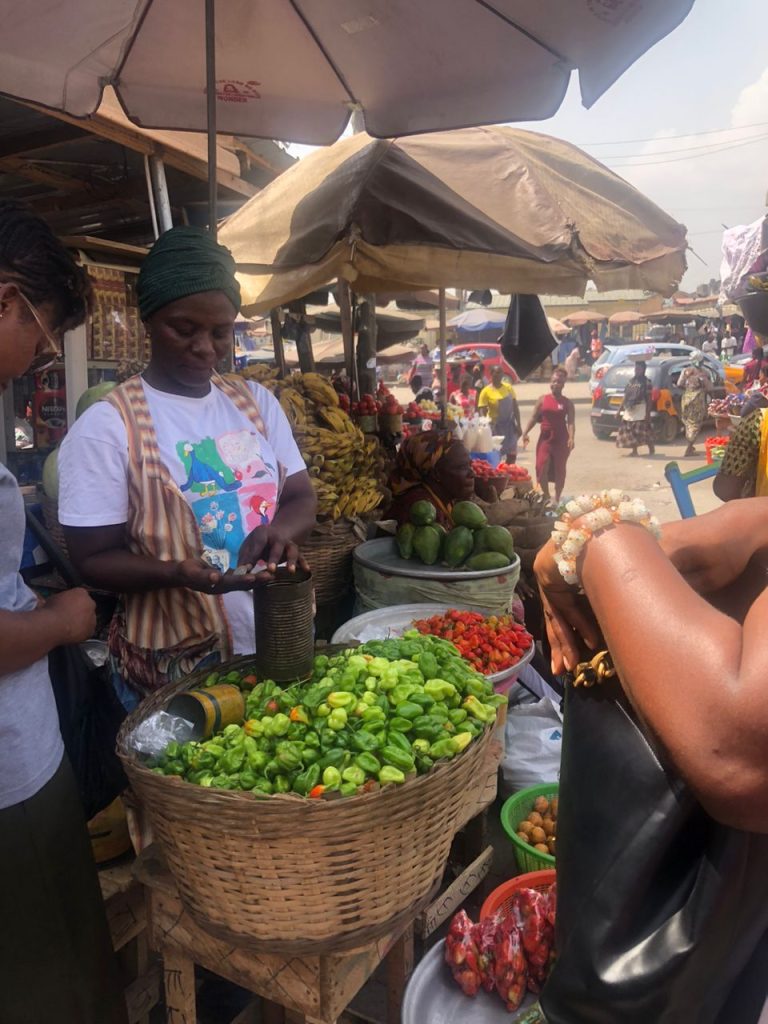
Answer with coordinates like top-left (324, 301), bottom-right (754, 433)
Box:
top-left (167, 684), bottom-right (245, 740)
top-left (253, 567), bottom-right (315, 683)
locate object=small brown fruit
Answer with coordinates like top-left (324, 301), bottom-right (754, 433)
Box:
top-left (549, 796), bottom-right (559, 818)
top-left (529, 826), bottom-right (547, 844)
top-left (516, 831), bottom-right (530, 844)
top-left (534, 843), bottom-right (550, 853)
top-left (547, 836), bottom-right (557, 855)
top-left (527, 811), bottom-right (544, 827)
top-left (518, 820), bottom-right (534, 836)
top-left (542, 818), bottom-right (555, 837)
top-left (533, 796), bottom-right (550, 814)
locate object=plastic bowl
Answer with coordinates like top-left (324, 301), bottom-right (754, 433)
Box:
top-left (479, 869), bottom-right (556, 921)
top-left (500, 783), bottom-right (559, 873)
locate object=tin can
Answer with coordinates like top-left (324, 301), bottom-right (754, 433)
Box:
top-left (167, 684), bottom-right (245, 740)
top-left (253, 566), bottom-right (315, 683)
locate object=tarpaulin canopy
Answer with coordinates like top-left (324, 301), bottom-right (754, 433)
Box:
top-left (448, 309), bottom-right (508, 332)
top-left (562, 309), bottom-right (610, 325)
top-left (608, 310), bottom-right (644, 325)
top-left (1, 0), bottom-right (695, 143)
top-left (220, 128), bottom-right (688, 316)
top-left (548, 317), bottom-right (571, 335)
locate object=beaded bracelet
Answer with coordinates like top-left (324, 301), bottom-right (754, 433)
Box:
top-left (551, 490), bottom-right (662, 585)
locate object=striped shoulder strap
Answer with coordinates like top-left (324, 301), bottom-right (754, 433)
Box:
top-left (104, 376), bottom-right (169, 482)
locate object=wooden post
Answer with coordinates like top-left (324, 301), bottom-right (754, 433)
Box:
top-left (338, 278), bottom-right (355, 389)
top-left (64, 322), bottom-right (88, 428)
top-left (270, 309), bottom-right (287, 377)
top-left (163, 949), bottom-right (197, 1023)
top-left (438, 287), bottom-right (448, 411)
top-left (357, 295), bottom-right (377, 397)
top-left (386, 924), bottom-right (414, 1024)
top-left (295, 305), bottom-right (316, 373)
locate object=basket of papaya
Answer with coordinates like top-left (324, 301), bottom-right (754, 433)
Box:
top-left (117, 638), bottom-right (505, 955)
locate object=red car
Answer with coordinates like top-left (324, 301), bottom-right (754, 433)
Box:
top-left (444, 343), bottom-right (519, 396)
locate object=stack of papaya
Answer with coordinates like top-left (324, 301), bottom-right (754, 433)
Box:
top-left (397, 500), bottom-right (515, 571)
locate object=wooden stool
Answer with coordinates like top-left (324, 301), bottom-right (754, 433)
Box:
top-left (99, 856), bottom-right (161, 1023)
top-left (134, 847), bottom-right (415, 1024)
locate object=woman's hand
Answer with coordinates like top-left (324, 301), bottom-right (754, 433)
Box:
top-left (238, 525), bottom-right (309, 575)
top-left (533, 539), bottom-right (602, 673)
top-left (567, 436), bottom-right (575, 451)
top-left (42, 588), bottom-right (98, 645)
top-left (175, 558), bottom-right (263, 594)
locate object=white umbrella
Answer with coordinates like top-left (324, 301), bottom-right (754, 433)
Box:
top-left (448, 309), bottom-right (508, 331)
top-left (2, 0), bottom-right (695, 230)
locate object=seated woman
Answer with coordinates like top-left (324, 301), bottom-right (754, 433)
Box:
top-left (449, 374), bottom-right (476, 415)
top-left (386, 431), bottom-right (475, 527)
top-left (58, 226), bottom-right (317, 704)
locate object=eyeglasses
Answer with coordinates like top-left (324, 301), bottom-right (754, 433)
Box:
top-left (18, 292), bottom-right (62, 375)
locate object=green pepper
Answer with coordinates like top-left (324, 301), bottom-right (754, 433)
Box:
top-left (327, 708), bottom-right (348, 731)
top-left (201, 741), bottom-right (225, 758)
top-left (328, 691), bottom-right (356, 709)
top-left (244, 738), bottom-right (268, 772)
top-left (264, 758), bottom-right (281, 780)
top-left (222, 723), bottom-right (243, 745)
top-left (275, 741), bottom-right (304, 772)
top-left (251, 778), bottom-right (274, 795)
top-left (293, 762), bottom-right (321, 796)
top-left (448, 708), bottom-right (468, 726)
top-left (354, 752), bottom-right (381, 776)
top-left (411, 715), bottom-right (444, 742)
top-left (464, 677), bottom-right (492, 699)
top-left (409, 691), bottom-right (435, 711)
top-left (269, 712), bottom-right (291, 736)
top-left (411, 738), bottom-right (430, 755)
top-left (415, 754), bottom-right (434, 774)
top-left (302, 681), bottom-right (334, 711)
top-left (388, 716), bottom-right (413, 733)
top-left (203, 671), bottom-right (219, 688)
top-left (341, 765), bottom-right (366, 787)
top-left (302, 748), bottom-right (320, 766)
top-left (219, 747), bottom-right (245, 774)
top-left (387, 730), bottom-right (413, 754)
top-left (417, 651), bottom-right (438, 679)
top-left (196, 772), bottom-right (215, 787)
top-left (319, 748), bottom-right (350, 771)
top-left (361, 690), bottom-right (377, 705)
top-left (238, 770), bottom-right (259, 790)
top-left (315, 703), bottom-right (331, 718)
top-left (451, 732), bottom-right (473, 753)
top-left (304, 730), bottom-right (321, 749)
top-left (395, 700), bottom-right (422, 720)
top-left (165, 741), bottom-right (182, 761)
top-left (351, 730), bottom-right (380, 753)
top-left (429, 738), bottom-right (457, 760)
top-left (424, 679), bottom-right (457, 702)
top-left (163, 761), bottom-right (185, 776)
top-left (361, 706), bottom-right (386, 724)
top-left (339, 781), bottom-right (359, 796)
top-left (390, 683), bottom-right (416, 706)
top-left (463, 695), bottom-right (497, 724)
top-left (244, 718), bottom-right (264, 737)
top-left (379, 766), bottom-right (406, 785)
top-left (273, 774), bottom-right (292, 794)
top-left (363, 676), bottom-right (379, 692)
top-left (289, 705), bottom-right (310, 725)
top-left (211, 774), bottom-right (237, 789)
top-left (287, 721), bottom-right (308, 741)
top-left (381, 745), bottom-right (416, 773)
top-left (322, 766), bottom-right (342, 788)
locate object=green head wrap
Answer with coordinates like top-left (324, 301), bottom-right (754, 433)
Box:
top-left (137, 226), bottom-right (241, 321)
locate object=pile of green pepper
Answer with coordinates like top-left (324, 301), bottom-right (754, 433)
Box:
top-left (152, 632), bottom-right (506, 799)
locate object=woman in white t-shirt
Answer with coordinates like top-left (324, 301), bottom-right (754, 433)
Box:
top-left (58, 227), bottom-right (317, 701)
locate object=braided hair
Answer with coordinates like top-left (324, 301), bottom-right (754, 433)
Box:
top-left (0, 199), bottom-right (91, 331)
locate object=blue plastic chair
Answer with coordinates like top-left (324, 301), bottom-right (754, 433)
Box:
top-left (664, 461), bottom-right (720, 518)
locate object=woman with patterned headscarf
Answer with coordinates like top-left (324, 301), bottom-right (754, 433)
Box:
top-left (387, 430), bottom-right (475, 527)
top-left (58, 227), bottom-right (317, 704)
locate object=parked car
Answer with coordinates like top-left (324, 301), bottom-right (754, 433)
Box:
top-left (590, 342), bottom-right (721, 394)
top-left (444, 342), bottom-right (519, 394)
top-left (591, 356), bottom-right (732, 442)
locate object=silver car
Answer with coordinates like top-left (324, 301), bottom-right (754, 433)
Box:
top-left (589, 342), bottom-right (721, 394)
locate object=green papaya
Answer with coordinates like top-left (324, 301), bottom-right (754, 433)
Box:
top-left (432, 523), bottom-right (447, 556)
top-left (443, 526), bottom-right (474, 568)
top-left (396, 523), bottom-right (416, 559)
top-left (465, 551), bottom-right (512, 571)
top-left (412, 525), bottom-right (442, 565)
top-left (475, 525), bottom-right (515, 559)
top-left (410, 500), bottom-right (437, 526)
top-left (472, 528), bottom-right (488, 556)
top-left (451, 500), bottom-right (487, 530)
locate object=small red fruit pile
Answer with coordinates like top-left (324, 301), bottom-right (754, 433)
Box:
top-left (351, 393), bottom-right (379, 418)
top-left (471, 458), bottom-right (530, 483)
top-left (380, 393), bottom-right (403, 416)
top-left (404, 400), bottom-right (422, 422)
top-left (412, 610), bottom-right (532, 675)
top-left (445, 883), bottom-right (556, 1011)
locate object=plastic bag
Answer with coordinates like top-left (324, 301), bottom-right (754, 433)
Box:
top-left (48, 642), bottom-right (128, 821)
top-left (445, 910), bottom-right (483, 996)
top-left (510, 888), bottom-right (556, 993)
top-left (501, 697), bottom-right (562, 793)
top-left (128, 710), bottom-right (196, 758)
top-left (473, 913), bottom-right (502, 993)
top-left (493, 917), bottom-right (529, 1011)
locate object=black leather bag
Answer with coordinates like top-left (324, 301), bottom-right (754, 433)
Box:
top-left (540, 678), bottom-right (768, 1024)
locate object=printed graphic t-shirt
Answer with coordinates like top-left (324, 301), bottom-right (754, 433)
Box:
top-left (58, 379), bottom-right (305, 654)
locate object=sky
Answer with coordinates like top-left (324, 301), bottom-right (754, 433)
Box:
top-left (288, 0), bottom-right (768, 293)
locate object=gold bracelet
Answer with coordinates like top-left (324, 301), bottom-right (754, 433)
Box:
top-left (572, 650), bottom-right (616, 687)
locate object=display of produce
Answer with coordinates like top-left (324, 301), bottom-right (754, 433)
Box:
top-left (708, 393), bottom-right (744, 417)
top-left (239, 367), bottom-right (387, 520)
top-left (516, 794), bottom-right (558, 859)
top-left (395, 498), bottom-right (516, 571)
top-left (471, 458), bottom-right (530, 483)
top-left (445, 881), bottom-right (556, 1012)
top-left (150, 634), bottom-right (505, 797)
top-left (412, 610), bottom-right (533, 676)
top-left (705, 435), bottom-right (730, 464)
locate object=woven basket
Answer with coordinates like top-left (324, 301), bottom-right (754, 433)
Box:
top-left (117, 659), bottom-right (497, 955)
top-left (39, 490), bottom-right (69, 556)
top-left (302, 519), bottom-right (364, 605)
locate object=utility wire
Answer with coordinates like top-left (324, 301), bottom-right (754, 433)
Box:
top-left (604, 133), bottom-right (768, 167)
top-left (577, 121), bottom-right (768, 147)
top-left (599, 130), bottom-right (768, 160)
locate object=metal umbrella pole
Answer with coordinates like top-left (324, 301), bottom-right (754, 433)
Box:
top-left (205, 0), bottom-right (218, 237)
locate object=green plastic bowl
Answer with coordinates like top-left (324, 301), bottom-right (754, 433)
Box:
top-left (500, 782), bottom-right (559, 873)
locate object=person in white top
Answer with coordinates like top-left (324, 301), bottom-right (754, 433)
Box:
top-left (701, 336), bottom-right (718, 354)
top-left (721, 329), bottom-right (738, 360)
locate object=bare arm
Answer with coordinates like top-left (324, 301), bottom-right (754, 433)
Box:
top-left (238, 470), bottom-right (317, 570)
top-left (565, 397), bottom-right (575, 448)
top-left (0, 589), bottom-right (96, 675)
top-left (511, 398), bottom-right (522, 436)
top-left (536, 498), bottom-right (768, 831)
top-left (522, 398), bottom-right (543, 441)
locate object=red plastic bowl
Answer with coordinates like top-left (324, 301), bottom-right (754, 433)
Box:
top-left (479, 869), bottom-right (556, 922)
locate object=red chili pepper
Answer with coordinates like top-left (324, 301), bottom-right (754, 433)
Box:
top-left (309, 785), bottom-right (326, 798)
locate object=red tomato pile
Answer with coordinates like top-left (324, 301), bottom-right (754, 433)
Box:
top-left (404, 400), bottom-right (423, 421)
top-left (352, 391), bottom-right (403, 417)
top-left (352, 393), bottom-right (379, 417)
top-left (412, 610), bottom-right (533, 675)
top-left (338, 392), bottom-right (351, 412)
top-left (471, 458), bottom-right (530, 483)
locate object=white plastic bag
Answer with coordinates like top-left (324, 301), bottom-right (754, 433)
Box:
top-left (501, 697), bottom-right (563, 794)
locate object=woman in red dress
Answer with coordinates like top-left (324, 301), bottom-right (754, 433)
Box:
top-left (522, 368), bottom-right (575, 501)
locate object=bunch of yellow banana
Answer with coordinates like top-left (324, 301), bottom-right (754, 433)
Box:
top-left (278, 387), bottom-right (308, 429)
top-left (292, 371), bottom-right (340, 408)
top-left (240, 364), bottom-right (279, 383)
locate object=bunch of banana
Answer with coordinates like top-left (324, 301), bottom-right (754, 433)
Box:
top-left (292, 371), bottom-right (340, 408)
top-left (278, 387), bottom-right (308, 429)
top-left (240, 364), bottom-right (279, 383)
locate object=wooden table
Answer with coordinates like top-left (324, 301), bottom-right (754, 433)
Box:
top-left (134, 847), bottom-right (415, 1024)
